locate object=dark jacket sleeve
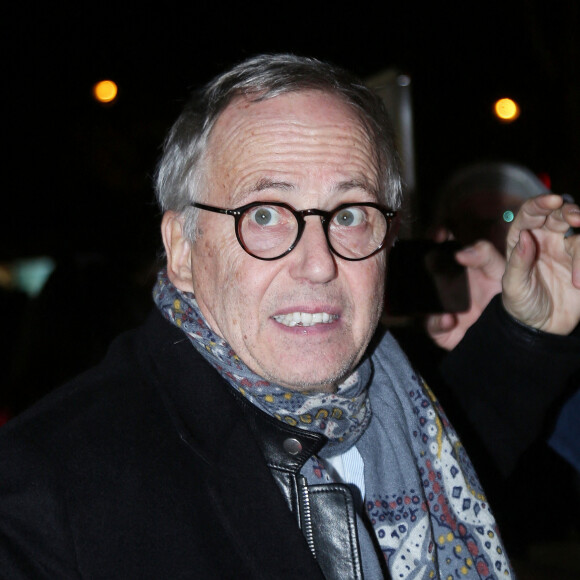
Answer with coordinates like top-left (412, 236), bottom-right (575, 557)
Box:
top-left (440, 294), bottom-right (580, 477)
top-left (0, 428), bottom-right (81, 578)
top-left (548, 385), bottom-right (580, 472)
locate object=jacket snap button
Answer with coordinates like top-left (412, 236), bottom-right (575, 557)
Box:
top-left (283, 438), bottom-right (302, 455)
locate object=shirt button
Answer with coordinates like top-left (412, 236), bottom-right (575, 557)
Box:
top-left (283, 438), bottom-right (303, 455)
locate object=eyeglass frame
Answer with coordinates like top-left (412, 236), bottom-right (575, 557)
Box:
top-left (190, 200), bottom-right (397, 261)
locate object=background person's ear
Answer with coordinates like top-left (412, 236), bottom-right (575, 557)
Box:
top-left (161, 211), bottom-right (194, 292)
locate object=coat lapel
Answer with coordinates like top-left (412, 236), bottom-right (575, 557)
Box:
top-left (145, 311), bottom-right (325, 579)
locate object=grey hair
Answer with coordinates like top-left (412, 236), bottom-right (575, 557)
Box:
top-left (154, 53), bottom-right (403, 241)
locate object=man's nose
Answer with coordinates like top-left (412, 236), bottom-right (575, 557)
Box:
top-left (287, 218), bottom-right (338, 284)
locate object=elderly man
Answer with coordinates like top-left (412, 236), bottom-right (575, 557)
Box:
top-left (1, 54), bottom-right (579, 579)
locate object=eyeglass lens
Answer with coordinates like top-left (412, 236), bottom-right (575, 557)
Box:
top-left (238, 204), bottom-right (388, 260)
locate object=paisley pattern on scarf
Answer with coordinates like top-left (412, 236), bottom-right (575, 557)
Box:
top-left (153, 269), bottom-right (513, 579)
top-left (360, 361), bottom-right (510, 579)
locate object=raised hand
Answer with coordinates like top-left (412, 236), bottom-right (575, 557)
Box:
top-left (502, 194), bottom-right (580, 334)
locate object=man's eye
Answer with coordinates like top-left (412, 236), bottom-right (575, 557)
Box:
top-left (333, 207), bottom-right (365, 227)
top-left (249, 206), bottom-right (282, 226)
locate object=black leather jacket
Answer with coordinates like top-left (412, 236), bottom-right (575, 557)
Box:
top-left (233, 388), bottom-right (368, 579)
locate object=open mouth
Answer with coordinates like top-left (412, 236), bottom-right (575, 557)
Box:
top-left (272, 312), bottom-right (338, 327)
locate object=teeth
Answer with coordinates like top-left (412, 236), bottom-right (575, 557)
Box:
top-left (273, 311), bottom-right (337, 327)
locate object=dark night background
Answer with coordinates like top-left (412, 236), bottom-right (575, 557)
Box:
top-left (3, 1), bottom-right (580, 262)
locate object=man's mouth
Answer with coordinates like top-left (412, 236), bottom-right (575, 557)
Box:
top-left (272, 312), bottom-right (339, 327)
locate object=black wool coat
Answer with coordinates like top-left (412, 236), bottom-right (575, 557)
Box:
top-left (0, 310), bottom-right (326, 579)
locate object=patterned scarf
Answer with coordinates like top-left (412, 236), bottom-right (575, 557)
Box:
top-left (154, 269), bottom-right (513, 579)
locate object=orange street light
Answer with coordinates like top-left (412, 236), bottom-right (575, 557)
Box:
top-left (494, 98), bottom-right (520, 123)
top-left (93, 80), bottom-right (118, 103)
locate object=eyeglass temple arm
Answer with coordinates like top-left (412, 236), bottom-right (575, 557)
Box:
top-left (191, 202), bottom-right (241, 217)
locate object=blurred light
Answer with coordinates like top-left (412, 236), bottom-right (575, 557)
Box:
top-left (503, 210), bottom-right (515, 223)
top-left (494, 98), bottom-right (520, 122)
top-left (0, 263), bottom-right (11, 289)
top-left (12, 256), bottom-right (56, 297)
top-left (537, 172), bottom-right (552, 190)
top-left (93, 80), bottom-right (118, 103)
top-left (397, 74), bottom-right (411, 87)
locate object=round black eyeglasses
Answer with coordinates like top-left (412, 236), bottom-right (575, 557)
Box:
top-left (191, 201), bottom-right (397, 261)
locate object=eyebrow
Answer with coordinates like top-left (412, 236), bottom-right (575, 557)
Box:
top-left (333, 179), bottom-right (377, 196)
top-left (231, 179), bottom-right (294, 206)
top-left (254, 178), bottom-right (295, 192)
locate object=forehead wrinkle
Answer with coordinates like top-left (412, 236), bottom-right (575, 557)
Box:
top-left (226, 132), bottom-right (379, 181)
top-left (211, 102), bottom-right (373, 159)
top-left (206, 93), bottom-right (381, 203)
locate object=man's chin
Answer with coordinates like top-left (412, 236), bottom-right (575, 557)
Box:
top-left (257, 357), bottom-right (359, 394)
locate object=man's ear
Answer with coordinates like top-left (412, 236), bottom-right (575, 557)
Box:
top-left (161, 211), bottom-right (194, 292)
